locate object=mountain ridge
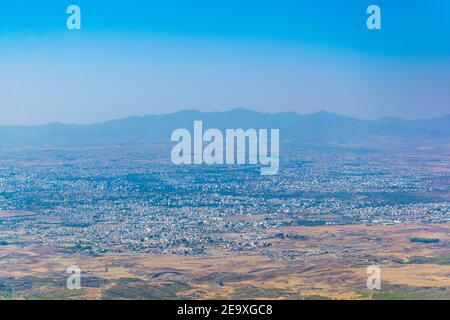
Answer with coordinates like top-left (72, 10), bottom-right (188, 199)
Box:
top-left (0, 108), bottom-right (448, 145)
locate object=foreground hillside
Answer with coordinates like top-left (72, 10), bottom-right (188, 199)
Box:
top-left (1, 222), bottom-right (450, 300)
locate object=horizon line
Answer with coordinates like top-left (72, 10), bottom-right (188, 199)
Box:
top-left (1, 107), bottom-right (449, 127)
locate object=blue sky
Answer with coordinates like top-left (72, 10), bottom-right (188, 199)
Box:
top-left (0, 0), bottom-right (449, 124)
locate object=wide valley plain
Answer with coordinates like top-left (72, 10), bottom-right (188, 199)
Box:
top-left (0, 140), bottom-right (449, 299)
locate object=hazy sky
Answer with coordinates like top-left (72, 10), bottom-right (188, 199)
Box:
top-left (1, 0), bottom-right (449, 125)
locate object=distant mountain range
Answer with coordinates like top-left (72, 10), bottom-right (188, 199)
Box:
top-left (0, 108), bottom-right (449, 145)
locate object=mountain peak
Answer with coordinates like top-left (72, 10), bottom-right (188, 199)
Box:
top-left (229, 108), bottom-right (261, 114)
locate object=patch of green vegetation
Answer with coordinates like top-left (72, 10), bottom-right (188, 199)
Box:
top-left (355, 292), bottom-right (372, 299)
top-left (24, 288), bottom-right (88, 300)
top-left (303, 295), bottom-right (332, 300)
top-left (229, 286), bottom-right (300, 300)
top-left (0, 276), bottom-right (79, 299)
top-left (0, 275), bottom-right (112, 300)
top-left (81, 277), bottom-right (109, 288)
top-left (0, 276), bottom-right (39, 296)
top-left (114, 278), bottom-right (143, 284)
top-left (410, 237), bottom-right (440, 244)
top-left (372, 284), bottom-right (450, 300)
top-left (102, 280), bottom-right (190, 300)
top-left (292, 220), bottom-right (326, 227)
top-left (66, 244), bottom-right (93, 253)
top-left (405, 256), bottom-right (450, 266)
top-left (274, 233), bottom-right (308, 240)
